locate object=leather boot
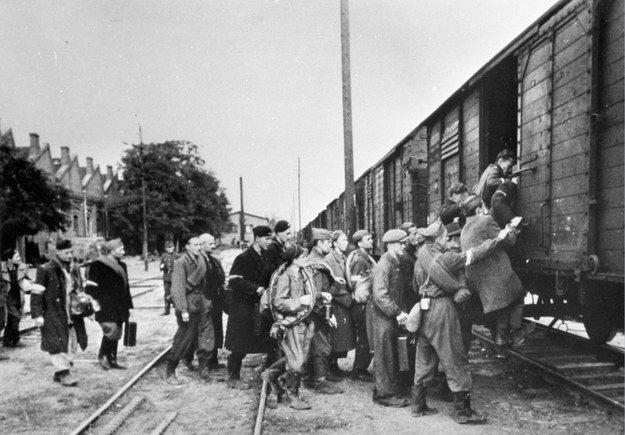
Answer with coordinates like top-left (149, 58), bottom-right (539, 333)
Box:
top-left (511, 322), bottom-right (536, 346)
top-left (198, 356), bottom-right (211, 382)
top-left (59, 370), bottom-right (78, 387)
top-left (109, 341), bottom-right (126, 369)
top-left (411, 385), bottom-right (438, 417)
top-left (261, 365), bottom-right (285, 397)
top-left (452, 391), bottom-right (487, 424)
top-left (287, 372), bottom-right (311, 410)
top-left (165, 360), bottom-right (182, 385)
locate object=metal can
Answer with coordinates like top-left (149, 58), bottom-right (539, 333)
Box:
top-left (420, 297), bottom-right (430, 311)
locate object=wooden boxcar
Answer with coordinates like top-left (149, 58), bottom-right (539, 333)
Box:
top-left (305, 0), bottom-right (623, 343)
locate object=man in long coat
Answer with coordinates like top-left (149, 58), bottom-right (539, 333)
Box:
top-left (265, 220), bottom-right (291, 274)
top-left (325, 230), bottom-right (355, 377)
top-left (32, 239), bottom-right (87, 386)
top-left (460, 212), bottom-right (533, 348)
top-left (370, 229), bottom-right (410, 408)
top-left (86, 238), bottom-right (133, 370)
top-left (225, 225), bottom-right (277, 389)
top-left (345, 229), bottom-right (376, 382)
top-left (165, 233), bottom-right (215, 384)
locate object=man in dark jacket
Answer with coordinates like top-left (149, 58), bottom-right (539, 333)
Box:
top-left (225, 225), bottom-right (276, 390)
top-left (473, 149), bottom-right (515, 210)
top-left (345, 230), bottom-right (376, 381)
top-left (86, 238), bottom-right (133, 371)
top-left (159, 241), bottom-right (179, 315)
top-left (199, 233), bottom-right (226, 370)
top-left (265, 220), bottom-right (291, 275)
top-left (370, 229), bottom-right (410, 408)
top-left (165, 233), bottom-right (215, 384)
top-left (32, 239), bottom-right (87, 386)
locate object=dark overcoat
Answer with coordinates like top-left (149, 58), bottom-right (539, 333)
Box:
top-left (398, 245), bottom-right (418, 312)
top-left (325, 249), bottom-right (355, 353)
top-left (86, 257), bottom-right (133, 323)
top-left (265, 238), bottom-right (287, 277)
top-left (32, 257), bottom-right (87, 353)
top-left (225, 246), bottom-right (273, 354)
top-left (204, 252), bottom-right (226, 349)
top-left (460, 214), bottom-right (524, 314)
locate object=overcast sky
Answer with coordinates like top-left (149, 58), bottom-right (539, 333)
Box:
top-left (0, 0), bottom-right (560, 228)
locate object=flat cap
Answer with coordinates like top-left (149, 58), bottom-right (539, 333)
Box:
top-left (311, 227), bottom-right (331, 241)
top-left (399, 222), bottom-right (416, 233)
top-left (417, 221), bottom-right (444, 241)
top-left (56, 239), bottom-right (72, 250)
top-left (382, 229), bottom-right (407, 243)
top-left (352, 230), bottom-right (371, 244)
top-left (104, 238), bottom-right (123, 252)
top-left (274, 220), bottom-right (290, 233)
top-left (445, 221), bottom-right (462, 237)
top-left (253, 225), bottom-right (272, 238)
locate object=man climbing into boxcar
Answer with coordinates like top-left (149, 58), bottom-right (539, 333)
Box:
top-left (370, 229), bottom-right (411, 408)
top-left (345, 230), bottom-right (376, 382)
top-left (473, 149), bottom-right (516, 211)
top-left (225, 225), bottom-right (278, 390)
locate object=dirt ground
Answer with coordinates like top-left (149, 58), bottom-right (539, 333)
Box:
top-left (0, 252), bottom-right (623, 435)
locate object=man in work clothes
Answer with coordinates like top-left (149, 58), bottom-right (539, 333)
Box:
top-left (413, 221), bottom-right (511, 423)
top-left (345, 230), bottom-right (376, 382)
top-left (225, 225), bottom-right (277, 390)
top-left (370, 229), bottom-right (410, 407)
top-left (305, 228), bottom-right (342, 394)
top-left (265, 220), bottom-right (291, 275)
top-left (32, 239), bottom-right (87, 386)
top-left (86, 238), bottom-right (133, 371)
top-left (165, 233), bottom-right (215, 384)
top-left (159, 241), bottom-right (179, 315)
top-left (199, 233), bottom-right (226, 370)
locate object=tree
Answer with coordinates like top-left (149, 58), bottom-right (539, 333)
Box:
top-left (0, 145), bottom-right (71, 249)
top-left (108, 141), bottom-right (230, 253)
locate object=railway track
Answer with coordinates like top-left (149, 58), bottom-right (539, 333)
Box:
top-left (472, 321), bottom-right (625, 414)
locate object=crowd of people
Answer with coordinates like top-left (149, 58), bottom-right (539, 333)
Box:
top-left (0, 149), bottom-right (534, 425)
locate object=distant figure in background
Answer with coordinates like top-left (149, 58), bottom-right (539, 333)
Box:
top-left (159, 241), bottom-right (179, 315)
top-left (473, 149), bottom-right (515, 211)
top-left (265, 220), bottom-right (292, 275)
top-left (86, 238), bottom-right (133, 371)
top-left (32, 239), bottom-right (88, 386)
top-left (1, 248), bottom-right (33, 348)
top-left (345, 230), bottom-right (376, 382)
top-left (325, 230), bottom-right (355, 378)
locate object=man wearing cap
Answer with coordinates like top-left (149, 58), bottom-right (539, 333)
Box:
top-left (412, 221), bottom-right (512, 423)
top-left (440, 182), bottom-right (470, 227)
top-left (225, 225), bottom-right (276, 389)
top-left (86, 238), bottom-right (133, 371)
top-left (164, 234), bottom-right (215, 384)
top-left (304, 227), bottom-right (342, 394)
top-left (473, 149), bottom-right (516, 210)
top-left (32, 239), bottom-right (88, 386)
top-left (159, 241), bottom-right (180, 316)
top-left (345, 229), bottom-right (376, 382)
top-left (198, 233), bottom-right (226, 370)
top-left (265, 220), bottom-right (291, 276)
top-left (369, 229), bottom-right (410, 407)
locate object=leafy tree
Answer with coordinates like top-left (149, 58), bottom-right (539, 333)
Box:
top-left (108, 141), bottom-right (230, 253)
top-left (0, 145), bottom-right (71, 249)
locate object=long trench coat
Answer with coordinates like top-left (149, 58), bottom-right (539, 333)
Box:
top-left (325, 248), bottom-right (355, 353)
top-left (86, 256), bottom-right (133, 323)
top-left (32, 257), bottom-right (87, 353)
top-left (460, 214), bottom-right (524, 314)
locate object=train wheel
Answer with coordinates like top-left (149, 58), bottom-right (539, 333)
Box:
top-left (582, 305), bottom-right (618, 345)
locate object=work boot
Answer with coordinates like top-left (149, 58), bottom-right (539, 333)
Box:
top-left (183, 359), bottom-right (197, 371)
top-left (286, 372), bottom-right (311, 410)
top-left (227, 378), bottom-right (251, 390)
top-left (373, 393), bottom-right (409, 408)
top-left (98, 355), bottom-right (111, 370)
top-left (165, 360), bottom-right (182, 385)
top-left (511, 322), bottom-right (536, 346)
top-left (261, 368), bottom-right (285, 397)
top-left (314, 379), bottom-right (343, 395)
top-left (411, 385), bottom-right (438, 417)
top-left (58, 370), bottom-right (78, 387)
top-left (452, 391), bottom-right (487, 424)
top-left (495, 329), bottom-right (509, 347)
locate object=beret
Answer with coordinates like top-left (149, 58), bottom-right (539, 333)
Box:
top-left (104, 238), bottom-right (123, 252)
top-left (352, 230), bottom-right (371, 244)
top-left (439, 203), bottom-right (463, 225)
top-left (56, 239), bottom-right (72, 250)
top-left (382, 229), bottom-right (407, 243)
top-left (445, 221), bottom-right (462, 237)
top-left (311, 227), bottom-right (331, 241)
top-left (274, 220), bottom-right (290, 233)
top-left (253, 225), bottom-right (272, 238)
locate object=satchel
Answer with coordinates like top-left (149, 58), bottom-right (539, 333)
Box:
top-left (353, 275), bottom-right (373, 304)
top-left (70, 291), bottom-right (94, 317)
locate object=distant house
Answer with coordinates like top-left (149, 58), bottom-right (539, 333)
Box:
top-left (220, 211), bottom-right (271, 246)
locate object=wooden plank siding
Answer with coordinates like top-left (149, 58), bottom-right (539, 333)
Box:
top-left (428, 121), bottom-right (442, 223)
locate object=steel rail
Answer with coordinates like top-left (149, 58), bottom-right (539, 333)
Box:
top-left (68, 345), bottom-right (172, 435)
top-left (473, 326), bottom-right (624, 414)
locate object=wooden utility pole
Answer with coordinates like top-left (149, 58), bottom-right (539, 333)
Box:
top-left (341, 0), bottom-right (356, 235)
top-left (239, 177), bottom-right (245, 244)
top-left (139, 125), bottom-right (149, 271)
top-left (298, 157), bottom-right (302, 243)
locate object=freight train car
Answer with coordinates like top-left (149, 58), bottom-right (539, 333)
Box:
top-left (305, 0), bottom-right (623, 344)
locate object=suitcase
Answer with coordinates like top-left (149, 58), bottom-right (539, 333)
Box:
top-left (123, 321), bottom-right (137, 347)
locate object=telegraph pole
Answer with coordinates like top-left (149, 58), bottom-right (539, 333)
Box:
top-left (139, 125), bottom-right (148, 271)
top-left (239, 177), bottom-right (245, 245)
top-left (298, 157), bottom-right (302, 243)
top-left (341, 0), bottom-right (356, 235)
